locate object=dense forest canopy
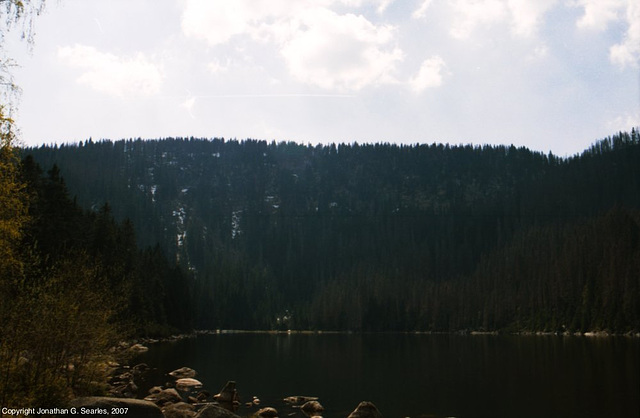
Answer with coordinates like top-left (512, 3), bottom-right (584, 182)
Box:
top-left (22, 129), bottom-right (640, 333)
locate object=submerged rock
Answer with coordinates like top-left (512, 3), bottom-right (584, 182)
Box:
top-left (347, 401), bottom-right (383, 418)
top-left (133, 362), bottom-right (150, 372)
top-left (283, 396), bottom-right (319, 405)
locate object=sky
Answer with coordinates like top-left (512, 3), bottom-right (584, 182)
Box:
top-left (5, 0), bottom-right (640, 156)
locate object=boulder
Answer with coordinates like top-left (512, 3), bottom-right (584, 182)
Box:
top-left (346, 401), bottom-right (383, 418)
top-left (176, 378), bottom-right (203, 391)
top-left (128, 343), bottom-right (149, 353)
top-left (195, 404), bottom-right (242, 418)
top-left (301, 400), bottom-right (324, 414)
top-left (148, 386), bottom-right (164, 395)
top-left (213, 381), bottom-right (239, 403)
top-left (70, 396), bottom-right (162, 418)
top-left (196, 390), bottom-right (211, 402)
top-left (169, 367), bottom-right (197, 379)
top-left (162, 401), bottom-right (196, 418)
top-left (109, 371), bottom-right (132, 385)
top-left (144, 387), bottom-right (183, 406)
top-left (108, 383), bottom-right (136, 398)
top-left (127, 381), bottom-right (138, 393)
top-left (133, 363), bottom-right (150, 372)
top-left (256, 407), bottom-right (278, 417)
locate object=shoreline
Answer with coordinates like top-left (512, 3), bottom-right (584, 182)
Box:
top-left (98, 328), bottom-right (639, 417)
top-left (130, 328), bottom-right (640, 348)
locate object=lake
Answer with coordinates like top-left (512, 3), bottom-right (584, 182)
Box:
top-left (133, 332), bottom-right (639, 418)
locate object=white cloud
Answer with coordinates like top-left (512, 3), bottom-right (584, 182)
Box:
top-left (181, 0), bottom-right (377, 45)
top-left (412, 0), bottom-right (434, 19)
top-left (181, 1), bottom-right (252, 45)
top-left (609, 1), bottom-right (640, 68)
top-left (58, 44), bottom-right (163, 97)
top-left (526, 44), bottom-right (549, 61)
top-left (181, 0), bottom-right (403, 90)
top-left (181, 0), bottom-right (320, 45)
top-left (181, 96), bottom-right (196, 119)
top-left (449, 0), bottom-right (557, 38)
top-left (608, 111), bottom-right (640, 132)
top-left (573, 0), bottom-right (640, 68)
top-left (377, 0), bottom-right (395, 14)
top-left (450, 0), bottom-right (507, 39)
top-left (506, 0), bottom-right (557, 37)
top-left (208, 58), bottom-right (230, 74)
top-left (409, 55), bottom-right (447, 91)
top-left (280, 8), bottom-right (402, 90)
top-left (574, 0), bottom-right (624, 31)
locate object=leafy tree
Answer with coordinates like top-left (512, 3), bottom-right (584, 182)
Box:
top-left (0, 0), bottom-right (46, 108)
top-left (0, 107), bottom-right (26, 279)
top-left (0, 119), bottom-right (119, 407)
top-left (0, 106), bottom-right (30, 406)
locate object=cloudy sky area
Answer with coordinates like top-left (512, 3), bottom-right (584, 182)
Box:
top-left (7, 0), bottom-right (640, 156)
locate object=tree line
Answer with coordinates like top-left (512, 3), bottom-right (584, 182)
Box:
top-left (22, 129), bottom-right (640, 334)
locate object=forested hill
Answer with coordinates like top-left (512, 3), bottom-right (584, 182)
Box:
top-left (23, 129), bottom-right (640, 333)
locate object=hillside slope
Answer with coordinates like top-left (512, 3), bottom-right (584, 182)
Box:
top-left (23, 130), bottom-right (640, 332)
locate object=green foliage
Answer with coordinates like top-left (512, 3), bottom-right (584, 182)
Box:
top-left (1, 150), bottom-right (194, 409)
top-left (0, 106), bottom-right (31, 406)
top-left (0, 253), bottom-right (116, 407)
top-left (0, 107), bottom-right (27, 277)
top-left (1, 146), bottom-right (117, 407)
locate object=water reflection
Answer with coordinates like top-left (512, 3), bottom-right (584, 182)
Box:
top-left (135, 333), bottom-right (640, 418)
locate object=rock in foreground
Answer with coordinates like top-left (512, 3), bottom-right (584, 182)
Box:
top-left (256, 406), bottom-right (279, 417)
top-left (176, 377), bottom-right (204, 391)
top-left (196, 404), bottom-right (242, 418)
top-left (170, 367), bottom-right (197, 379)
top-left (144, 387), bottom-right (182, 406)
top-left (301, 400), bottom-right (324, 415)
top-left (347, 401), bottom-right (383, 418)
top-left (213, 380), bottom-right (240, 411)
top-left (213, 380), bottom-right (239, 403)
top-left (70, 396), bottom-right (162, 418)
top-left (162, 401), bottom-right (196, 418)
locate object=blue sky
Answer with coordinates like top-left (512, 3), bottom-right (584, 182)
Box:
top-left (6, 0), bottom-right (640, 156)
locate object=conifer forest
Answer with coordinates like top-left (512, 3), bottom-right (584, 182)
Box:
top-left (22, 129), bottom-right (640, 334)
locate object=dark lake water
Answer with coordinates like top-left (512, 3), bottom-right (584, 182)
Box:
top-left (133, 332), bottom-right (639, 418)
